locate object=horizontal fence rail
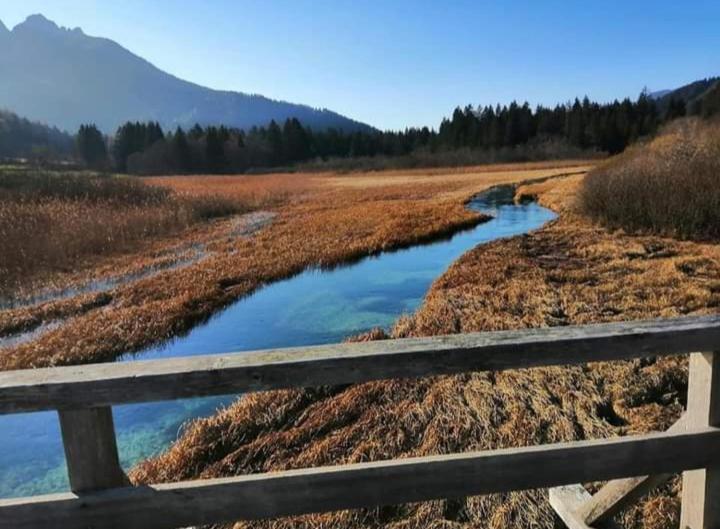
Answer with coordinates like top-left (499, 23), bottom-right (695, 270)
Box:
top-left (3, 428), bottom-right (720, 529)
top-left (2, 315), bottom-right (720, 414)
top-left (0, 315), bottom-right (719, 529)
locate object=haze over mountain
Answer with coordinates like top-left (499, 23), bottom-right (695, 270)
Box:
top-left (654, 77), bottom-right (719, 110)
top-left (647, 89), bottom-right (672, 100)
top-left (0, 108), bottom-right (73, 159)
top-left (0, 15), bottom-right (372, 134)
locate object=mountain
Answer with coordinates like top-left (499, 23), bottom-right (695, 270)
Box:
top-left (694, 81), bottom-right (720, 117)
top-left (0, 109), bottom-right (74, 159)
top-left (655, 77), bottom-right (719, 113)
top-left (648, 89), bottom-right (672, 100)
top-left (0, 15), bottom-right (372, 134)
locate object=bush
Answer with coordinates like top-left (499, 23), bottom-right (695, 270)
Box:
top-left (581, 118), bottom-right (720, 240)
top-left (0, 168), bottom-right (244, 295)
top-left (0, 168), bottom-right (168, 204)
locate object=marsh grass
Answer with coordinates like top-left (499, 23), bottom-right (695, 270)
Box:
top-left (145, 173), bottom-right (315, 211)
top-left (0, 168), bottom-right (244, 295)
top-left (0, 163), bottom-right (593, 369)
top-left (581, 119), bottom-right (720, 240)
top-left (5, 163), bottom-right (705, 527)
top-left (130, 175), bottom-right (720, 529)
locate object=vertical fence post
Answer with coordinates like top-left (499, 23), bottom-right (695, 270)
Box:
top-left (58, 406), bottom-right (128, 493)
top-left (680, 352), bottom-right (720, 529)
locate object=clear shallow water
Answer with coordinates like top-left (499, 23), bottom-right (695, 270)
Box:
top-left (0, 187), bottom-right (556, 498)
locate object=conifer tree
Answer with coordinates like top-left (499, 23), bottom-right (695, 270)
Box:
top-left (266, 120), bottom-right (283, 164)
top-left (205, 126), bottom-right (225, 173)
top-left (171, 127), bottom-right (192, 173)
top-left (76, 124), bottom-right (108, 169)
top-left (282, 118), bottom-right (311, 162)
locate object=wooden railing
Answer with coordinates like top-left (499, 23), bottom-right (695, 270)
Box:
top-left (0, 316), bottom-right (719, 529)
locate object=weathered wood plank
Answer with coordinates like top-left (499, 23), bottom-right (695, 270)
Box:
top-left (576, 415), bottom-right (687, 525)
top-left (58, 407), bottom-right (128, 492)
top-left (1, 316), bottom-right (720, 414)
top-left (549, 484), bottom-right (593, 529)
top-left (680, 353), bottom-right (720, 529)
top-left (2, 428), bottom-right (720, 529)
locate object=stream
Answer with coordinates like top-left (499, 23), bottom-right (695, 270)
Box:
top-left (0, 186), bottom-right (556, 498)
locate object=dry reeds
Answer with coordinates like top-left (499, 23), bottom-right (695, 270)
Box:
top-left (145, 173), bottom-right (316, 211)
top-left (129, 174), bottom-right (720, 529)
top-left (0, 169), bottom-right (247, 296)
top-left (132, 177), bottom-right (720, 529)
top-left (4, 161), bottom-right (714, 527)
top-left (0, 162), bottom-right (591, 369)
top-left (581, 118), bottom-right (720, 240)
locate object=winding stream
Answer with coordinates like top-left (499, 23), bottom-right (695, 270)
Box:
top-left (0, 186), bottom-right (556, 498)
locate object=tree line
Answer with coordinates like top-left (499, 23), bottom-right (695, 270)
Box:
top-left (0, 110), bottom-right (74, 160)
top-left (438, 94), bottom-right (662, 154)
top-left (76, 90), bottom-right (704, 174)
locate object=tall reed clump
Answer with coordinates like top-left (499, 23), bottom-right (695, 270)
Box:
top-left (0, 168), bottom-right (241, 294)
top-left (145, 173), bottom-right (315, 211)
top-left (581, 118), bottom-right (720, 240)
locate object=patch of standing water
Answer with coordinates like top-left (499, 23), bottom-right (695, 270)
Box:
top-left (0, 321), bottom-right (63, 350)
top-left (0, 248), bottom-right (206, 311)
top-left (0, 211), bottom-right (277, 311)
top-left (0, 187), bottom-right (556, 498)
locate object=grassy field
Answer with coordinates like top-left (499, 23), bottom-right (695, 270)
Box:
top-left (130, 172), bottom-right (720, 529)
top-left (6, 157), bottom-right (715, 528)
top-left (0, 160), bottom-right (592, 369)
top-left (581, 118), bottom-right (720, 240)
top-left (0, 167), bottom-right (267, 299)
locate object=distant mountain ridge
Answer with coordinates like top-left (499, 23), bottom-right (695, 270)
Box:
top-left (0, 108), bottom-right (74, 159)
top-left (647, 89), bottom-right (672, 100)
top-left (653, 77), bottom-right (720, 113)
top-left (0, 15), bottom-right (372, 134)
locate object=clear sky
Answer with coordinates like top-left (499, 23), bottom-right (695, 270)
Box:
top-left (2, 0), bottom-right (719, 130)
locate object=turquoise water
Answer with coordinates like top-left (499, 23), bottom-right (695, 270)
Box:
top-left (0, 187), bottom-right (556, 498)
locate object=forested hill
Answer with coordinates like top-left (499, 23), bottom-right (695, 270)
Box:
top-left (92, 92), bottom-right (669, 175)
top-left (0, 15), bottom-right (372, 134)
top-left (655, 77), bottom-right (720, 116)
top-left (0, 109), bottom-right (74, 159)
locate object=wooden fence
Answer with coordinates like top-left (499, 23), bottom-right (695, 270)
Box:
top-left (0, 315), bottom-right (719, 529)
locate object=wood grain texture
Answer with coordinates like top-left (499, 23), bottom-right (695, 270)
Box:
top-left (2, 315), bottom-right (720, 414)
top-left (2, 428), bottom-right (720, 529)
top-left (58, 407), bottom-right (128, 492)
top-left (577, 415), bottom-right (687, 525)
top-left (680, 353), bottom-right (720, 529)
top-left (549, 484), bottom-right (593, 529)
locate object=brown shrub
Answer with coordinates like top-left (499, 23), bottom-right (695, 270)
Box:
top-left (0, 168), bottom-right (244, 295)
top-left (581, 118), bottom-right (720, 240)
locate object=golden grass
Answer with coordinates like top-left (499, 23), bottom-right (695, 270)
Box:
top-left (4, 157), bottom-right (714, 527)
top-left (144, 173), bottom-right (317, 210)
top-left (326, 160), bottom-right (593, 194)
top-left (0, 169), bottom-right (261, 299)
top-left (0, 161), bottom-right (593, 369)
top-left (581, 118), bottom-right (720, 240)
top-left (130, 174), bottom-right (720, 529)
top-left (0, 199), bottom-right (192, 289)
top-left (0, 172), bottom-right (313, 306)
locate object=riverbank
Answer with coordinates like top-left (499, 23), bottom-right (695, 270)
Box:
top-left (0, 165), bottom-right (567, 499)
top-left (131, 173), bottom-right (720, 529)
top-left (0, 161), bottom-right (591, 370)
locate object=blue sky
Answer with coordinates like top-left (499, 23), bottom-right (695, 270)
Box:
top-left (2, 1), bottom-right (719, 130)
